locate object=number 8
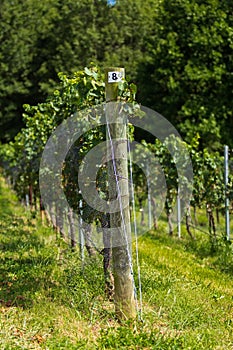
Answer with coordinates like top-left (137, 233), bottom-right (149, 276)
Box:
top-left (112, 73), bottom-right (118, 81)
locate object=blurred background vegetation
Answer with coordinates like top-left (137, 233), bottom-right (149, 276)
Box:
top-left (0, 0), bottom-right (233, 151)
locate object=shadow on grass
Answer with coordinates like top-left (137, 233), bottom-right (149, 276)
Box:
top-left (0, 185), bottom-right (17, 217)
top-left (0, 215), bottom-right (58, 309)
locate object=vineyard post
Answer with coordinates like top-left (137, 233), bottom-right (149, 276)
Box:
top-left (25, 194), bottom-right (29, 207)
top-left (224, 145), bottom-right (230, 240)
top-left (79, 199), bottom-right (85, 265)
top-left (177, 187), bottom-right (181, 238)
top-left (146, 161), bottom-right (152, 228)
top-left (105, 67), bottom-right (136, 320)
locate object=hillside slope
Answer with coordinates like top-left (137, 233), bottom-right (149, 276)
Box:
top-left (0, 174), bottom-right (232, 349)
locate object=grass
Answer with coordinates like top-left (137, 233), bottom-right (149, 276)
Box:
top-left (0, 174), bottom-right (233, 349)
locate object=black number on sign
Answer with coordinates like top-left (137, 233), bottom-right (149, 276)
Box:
top-left (112, 73), bottom-right (118, 80)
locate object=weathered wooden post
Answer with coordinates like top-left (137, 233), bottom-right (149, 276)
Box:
top-left (105, 67), bottom-right (136, 320)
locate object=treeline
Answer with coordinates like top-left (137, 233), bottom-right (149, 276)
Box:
top-left (1, 0), bottom-right (233, 151)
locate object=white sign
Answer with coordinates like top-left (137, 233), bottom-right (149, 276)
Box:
top-left (108, 71), bottom-right (123, 83)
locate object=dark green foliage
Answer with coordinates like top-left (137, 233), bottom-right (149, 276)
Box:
top-left (137, 0), bottom-right (233, 150)
top-left (0, 65), bottom-right (138, 231)
top-left (0, 0), bottom-right (60, 141)
top-left (0, 0), bottom-right (155, 142)
top-left (0, 0), bottom-right (109, 142)
top-left (1, 0), bottom-right (233, 150)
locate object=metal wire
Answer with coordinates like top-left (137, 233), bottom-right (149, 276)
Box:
top-left (127, 126), bottom-right (143, 321)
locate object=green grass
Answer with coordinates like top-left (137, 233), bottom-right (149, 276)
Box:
top-left (0, 175), bottom-right (233, 349)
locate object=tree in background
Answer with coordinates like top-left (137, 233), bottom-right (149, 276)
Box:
top-left (0, 0), bottom-right (58, 141)
top-left (0, 0), bottom-right (109, 142)
top-left (137, 0), bottom-right (233, 151)
top-left (101, 0), bottom-right (158, 81)
top-left (1, 0), bottom-right (233, 152)
top-left (0, 0), bottom-right (158, 142)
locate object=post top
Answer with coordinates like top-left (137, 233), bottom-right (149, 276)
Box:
top-left (105, 67), bottom-right (125, 101)
top-left (105, 67), bottom-right (125, 72)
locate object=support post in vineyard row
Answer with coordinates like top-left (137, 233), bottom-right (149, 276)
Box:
top-left (105, 67), bottom-right (136, 320)
top-left (177, 187), bottom-right (181, 239)
top-left (224, 145), bottom-right (230, 240)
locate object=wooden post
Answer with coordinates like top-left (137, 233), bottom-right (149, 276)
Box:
top-left (177, 187), bottom-right (181, 238)
top-left (105, 67), bottom-right (136, 320)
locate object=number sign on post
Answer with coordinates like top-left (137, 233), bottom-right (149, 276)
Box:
top-left (108, 71), bottom-right (124, 83)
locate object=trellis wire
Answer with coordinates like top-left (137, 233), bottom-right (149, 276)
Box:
top-left (79, 199), bottom-right (85, 267)
top-left (127, 126), bottom-right (143, 321)
top-left (189, 223), bottom-right (223, 238)
top-left (146, 161), bottom-right (152, 228)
